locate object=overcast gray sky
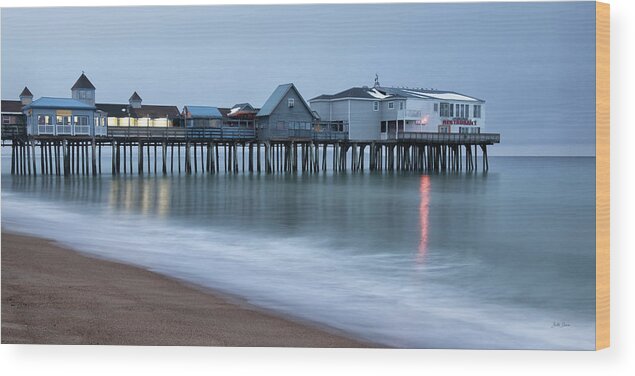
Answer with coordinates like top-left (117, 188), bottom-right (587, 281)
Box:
top-left (1, 2), bottom-right (596, 156)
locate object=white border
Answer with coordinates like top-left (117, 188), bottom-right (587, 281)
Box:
top-left (2, 1), bottom-right (633, 375)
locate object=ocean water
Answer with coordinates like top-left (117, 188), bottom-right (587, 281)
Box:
top-left (1, 151), bottom-right (596, 349)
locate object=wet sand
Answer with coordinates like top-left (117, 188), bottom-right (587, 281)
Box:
top-left (1, 231), bottom-right (374, 347)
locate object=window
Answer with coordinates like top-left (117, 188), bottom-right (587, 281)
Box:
top-left (288, 98), bottom-right (294, 108)
top-left (460, 127), bottom-right (481, 134)
top-left (399, 102), bottom-right (404, 110)
top-left (2, 116), bottom-right (10, 124)
top-left (56, 116), bottom-right (71, 125)
top-left (388, 102), bottom-right (394, 110)
top-left (74, 116), bottom-right (88, 125)
top-left (460, 104), bottom-right (465, 118)
top-left (440, 103), bottom-right (450, 117)
top-left (474, 105), bottom-right (482, 118)
top-left (373, 101), bottom-right (379, 111)
top-left (465, 105), bottom-right (469, 118)
top-left (381, 121), bottom-right (387, 132)
top-left (434, 103), bottom-right (439, 112)
top-left (38, 115), bottom-right (52, 125)
top-left (450, 103), bottom-right (454, 117)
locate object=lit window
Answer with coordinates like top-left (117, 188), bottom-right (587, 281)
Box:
top-left (45, 115), bottom-right (53, 125)
top-left (373, 101), bottom-right (379, 111)
top-left (288, 98), bottom-right (294, 108)
top-left (56, 116), bottom-right (71, 125)
top-left (388, 102), bottom-right (394, 110)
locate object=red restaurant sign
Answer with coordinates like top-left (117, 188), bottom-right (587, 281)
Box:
top-left (442, 119), bottom-right (478, 126)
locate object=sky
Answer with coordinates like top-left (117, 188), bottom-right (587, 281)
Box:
top-left (1, 2), bottom-right (596, 156)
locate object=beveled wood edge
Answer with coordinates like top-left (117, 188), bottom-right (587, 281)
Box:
top-left (595, 1), bottom-right (610, 351)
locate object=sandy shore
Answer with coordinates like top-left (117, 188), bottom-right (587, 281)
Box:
top-left (1, 231), bottom-right (373, 347)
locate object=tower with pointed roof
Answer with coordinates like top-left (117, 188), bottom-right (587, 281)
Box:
top-left (71, 72), bottom-right (96, 106)
top-left (129, 91), bottom-right (142, 109)
top-left (19, 86), bottom-right (33, 105)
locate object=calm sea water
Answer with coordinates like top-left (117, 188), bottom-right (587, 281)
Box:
top-left (1, 150), bottom-right (596, 349)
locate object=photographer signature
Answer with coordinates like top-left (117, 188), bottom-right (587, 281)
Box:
top-left (551, 321), bottom-right (572, 328)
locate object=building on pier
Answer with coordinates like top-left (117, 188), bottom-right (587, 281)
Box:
top-left (221, 103), bottom-right (258, 128)
top-left (182, 103), bottom-right (258, 128)
top-left (309, 78), bottom-right (485, 140)
top-left (182, 106), bottom-right (224, 128)
top-left (256, 83), bottom-right (318, 140)
top-left (21, 73), bottom-right (108, 137)
top-left (1, 87), bottom-right (33, 128)
top-left (98, 91), bottom-right (181, 128)
top-left (23, 97), bottom-right (108, 137)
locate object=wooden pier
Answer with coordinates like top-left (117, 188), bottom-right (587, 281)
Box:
top-left (2, 126), bottom-right (500, 176)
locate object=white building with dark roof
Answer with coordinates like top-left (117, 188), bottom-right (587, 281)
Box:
top-left (97, 91), bottom-right (180, 128)
top-left (310, 80), bottom-right (485, 140)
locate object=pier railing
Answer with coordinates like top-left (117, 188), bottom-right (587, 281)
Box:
top-left (397, 132), bottom-right (500, 144)
top-left (107, 126), bottom-right (256, 140)
top-left (258, 129), bottom-right (349, 141)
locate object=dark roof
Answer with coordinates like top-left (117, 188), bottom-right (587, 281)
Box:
top-left (381, 87), bottom-right (485, 102)
top-left (231, 103), bottom-right (255, 111)
top-left (218, 108), bottom-right (231, 118)
top-left (20, 87), bottom-right (33, 97)
top-left (129, 91), bottom-right (142, 102)
top-left (310, 87), bottom-right (402, 101)
top-left (132, 105), bottom-right (180, 119)
top-left (96, 103), bottom-right (129, 117)
top-left (96, 103), bottom-right (180, 119)
top-left (1, 100), bottom-right (24, 113)
top-left (218, 107), bottom-right (259, 120)
top-left (71, 73), bottom-right (96, 90)
top-left (310, 86), bottom-right (483, 102)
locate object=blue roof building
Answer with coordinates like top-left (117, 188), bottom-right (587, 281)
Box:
top-left (23, 97), bottom-right (96, 111)
top-left (23, 73), bottom-right (107, 137)
top-left (183, 105), bottom-right (223, 128)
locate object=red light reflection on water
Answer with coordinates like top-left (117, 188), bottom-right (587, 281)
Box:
top-left (417, 175), bottom-right (431, 263)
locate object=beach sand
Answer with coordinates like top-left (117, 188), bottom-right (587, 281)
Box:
top-left (1, 231), bottom-right (373, 347)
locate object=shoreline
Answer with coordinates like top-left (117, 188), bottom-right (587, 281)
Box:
top-left (1, 230), bottom-right (376, 347)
